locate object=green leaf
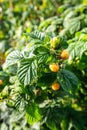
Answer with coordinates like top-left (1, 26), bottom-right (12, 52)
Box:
top-left (39, 16), bottom-right (58, 30)
top-left (68, 41), bottom-right (87, 61)
top-left (0, 71), bottom-right (9, 92)
top-left (68, 108), bottom-right (86, 130)
top-left (57, 69), bottom-right (78, 93)
top-left (75, 41), bottom-right (87, 58)
top-left (26, 103), bottom-right (42, 125)
top-left (44, 106), bottom-right (63, 130)
top-left (6, 50), bottom-right (23, 66)
top-left (33, 46), bottom-right (50, 63)
top-left (0, 41), bottom-right (11, 53)
top-left (67, 42), bottom-right (76, 62)
top-left (61, 8), bottom-right (73, 18)
top-left (14, 94), bottom-right (25, 110)
top-left (61, 119), bottom-right (70, 130)
top-left (64, 18), bottom-right (81, 34)
top-left (17, 58), bottom-right (37, 86)
top-left (25, 30), bottom-right (45, 41)
top-left (81, 27), bottom-right (87, 33)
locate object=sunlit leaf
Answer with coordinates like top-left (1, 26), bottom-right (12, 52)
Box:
top-left (26, 103), bottom-right (42, 124)
top-left (6, 50), bottom-right (23, 66)
top-left (17, 58), bottom-right (37, 86)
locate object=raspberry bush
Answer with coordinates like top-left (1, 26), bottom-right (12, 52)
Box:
top-left (0, 0), bottom-right (87, 130)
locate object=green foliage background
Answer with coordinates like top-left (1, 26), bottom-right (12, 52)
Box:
top-left (0, 0), bottom-right (87, 130)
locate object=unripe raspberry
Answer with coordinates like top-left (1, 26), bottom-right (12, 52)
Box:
top-left (50, 37), bottom-right (60, 49)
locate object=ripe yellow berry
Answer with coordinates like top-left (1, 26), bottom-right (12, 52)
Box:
top-left (51, 83), bottom-right (60, 91)
top-left (49, 63), bottom-right (60, 72)
top-left (0, 79), bottom-right (3, 85)
top-left (60, 50), bottom-right (69, 60)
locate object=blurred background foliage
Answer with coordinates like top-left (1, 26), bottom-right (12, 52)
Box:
top-left (0, 0), bottom-right (82, 64)
top-left (0, 0), bottom-right (87, 130)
